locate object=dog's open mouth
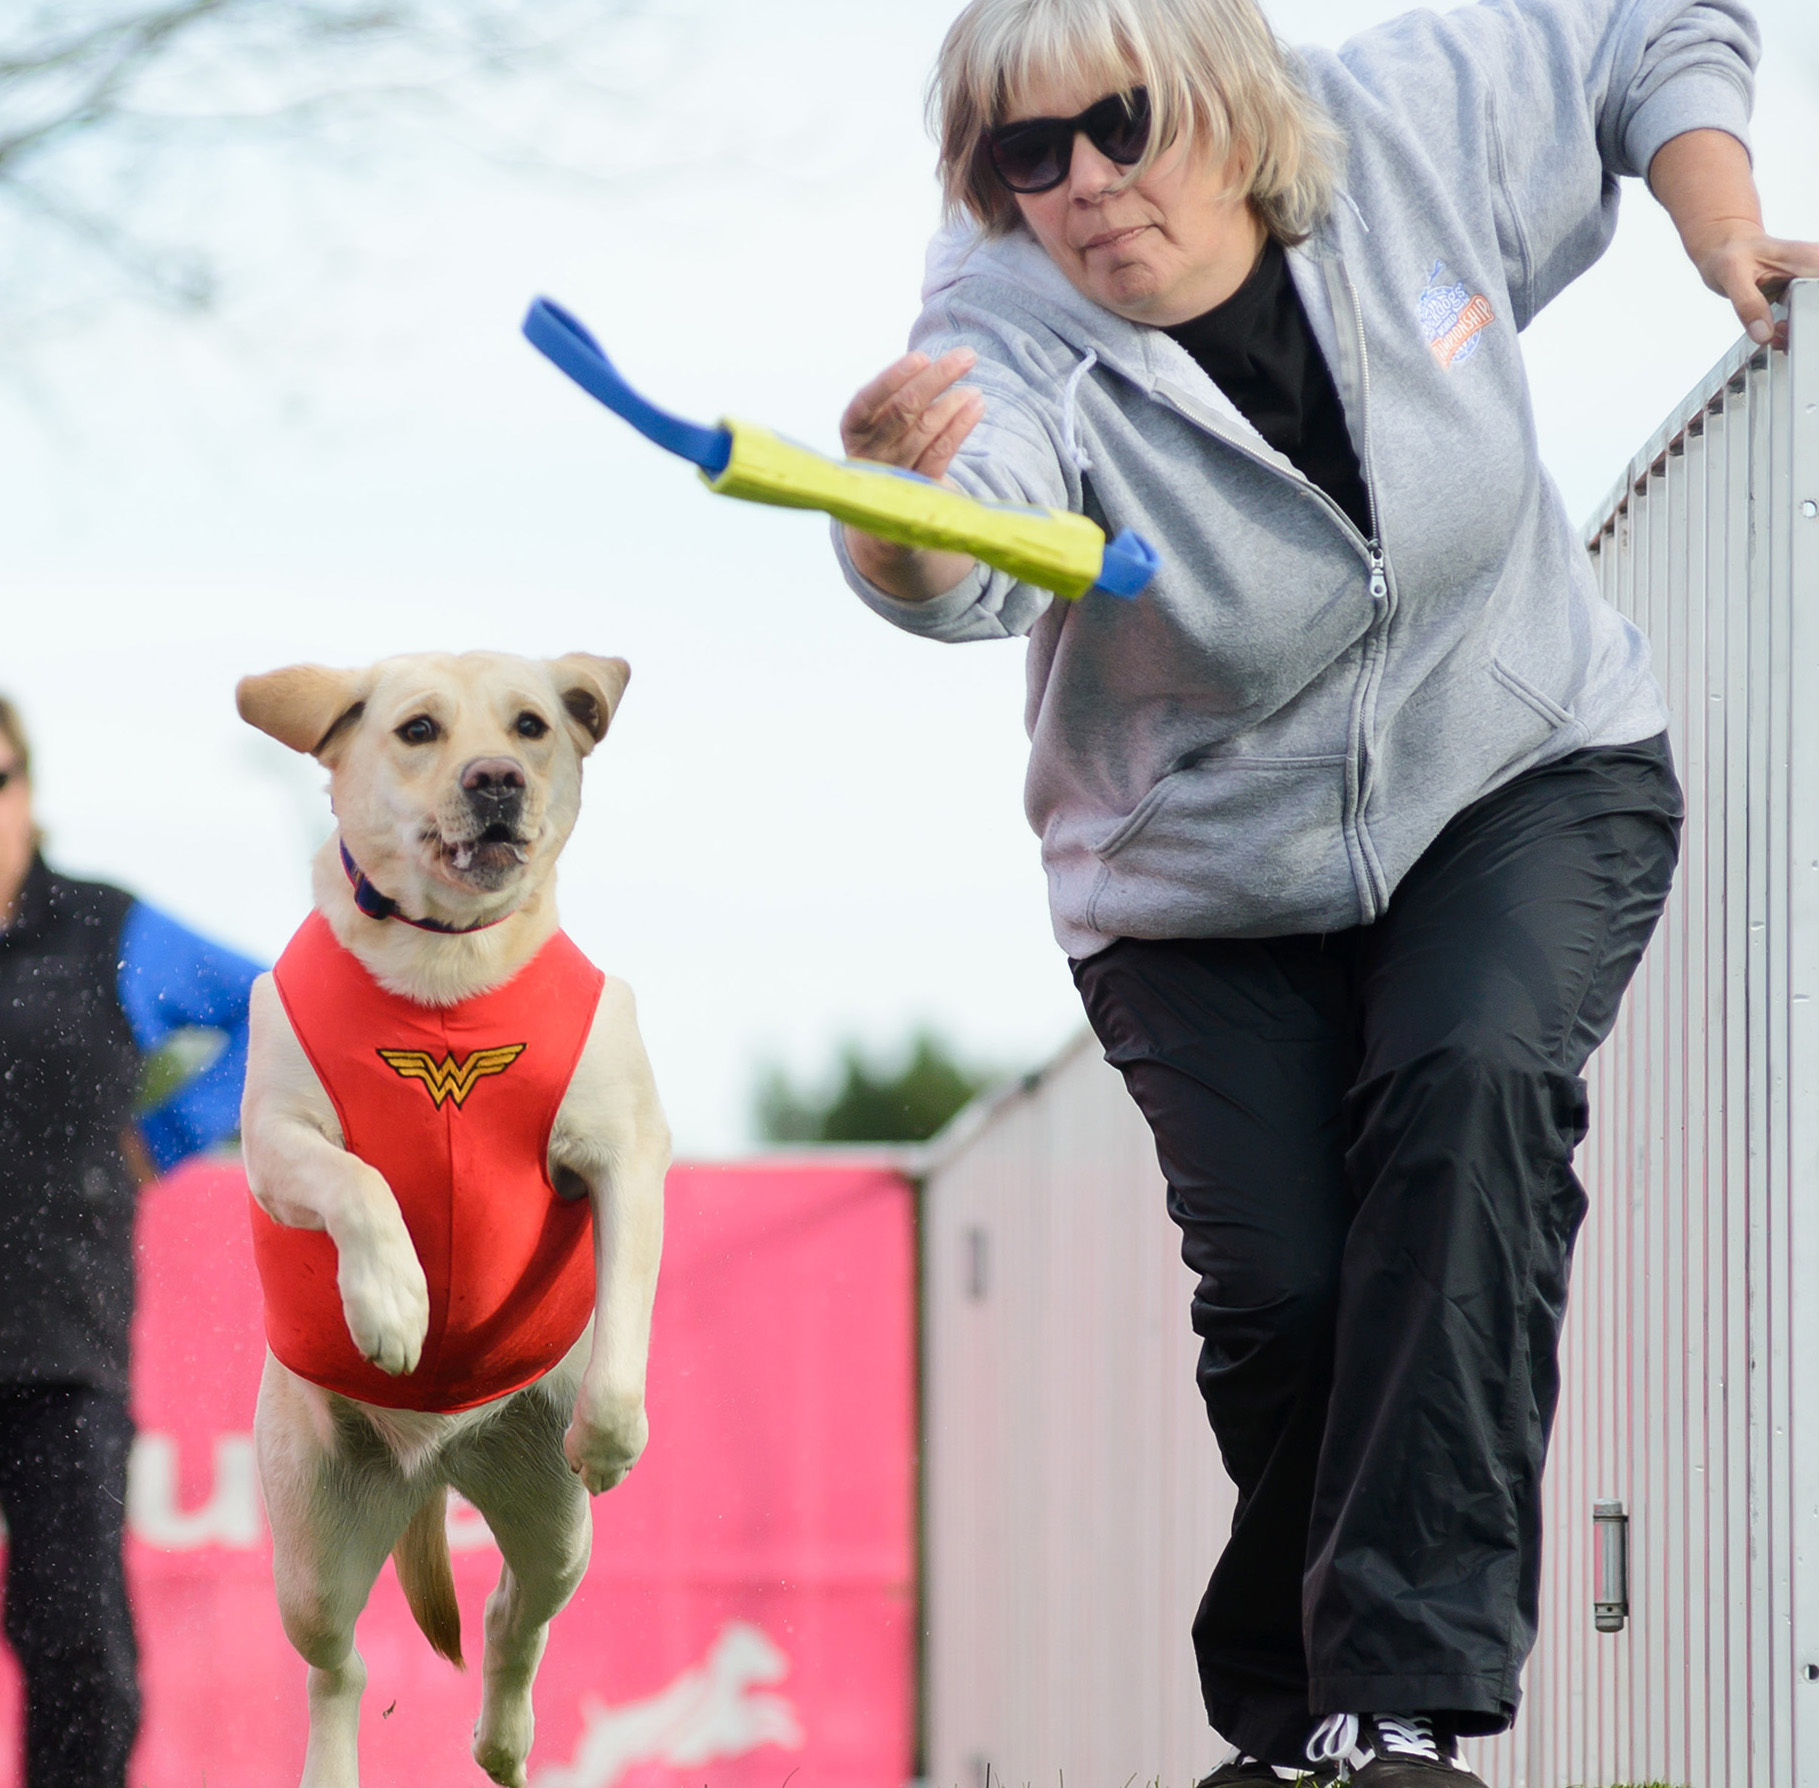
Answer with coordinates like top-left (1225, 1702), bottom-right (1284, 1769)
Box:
top-left (436, 823), bottom-right (531, 880)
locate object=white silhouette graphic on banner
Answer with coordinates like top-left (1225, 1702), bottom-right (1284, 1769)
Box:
top-left (531, 1621), bottom-right (805, 1788)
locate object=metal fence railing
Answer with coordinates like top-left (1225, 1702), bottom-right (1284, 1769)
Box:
top-left (1466, 280), bottom-right (1819, 1788)
top-left (921, 284), bottom-right (1819, 1788)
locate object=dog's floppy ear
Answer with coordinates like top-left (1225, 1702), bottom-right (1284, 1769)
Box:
top-left (237, 664), bottom-right (372, 760)
top-left (550, 655), bottom-right (631, 754)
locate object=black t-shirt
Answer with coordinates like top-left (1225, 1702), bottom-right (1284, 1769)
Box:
top-left (1163, 237), bottom-right (1373, 541)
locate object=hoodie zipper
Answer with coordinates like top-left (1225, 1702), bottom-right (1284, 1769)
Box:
top-left (1151, 257), bottom-right (1393, 919)
top-left (1154, 382), bottom-right (1383, 584)
top-left (1334, 259), bottom-right (1394, 915)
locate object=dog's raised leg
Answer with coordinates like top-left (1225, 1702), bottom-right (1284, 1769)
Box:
top-left (448, 1377), bottom-right (593, 1788)
top-left (257, 1357), bottom-right (424, 1788)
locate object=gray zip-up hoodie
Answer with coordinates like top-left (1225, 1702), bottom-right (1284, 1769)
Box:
top-left (836, 0), bottom-right (1756, 957)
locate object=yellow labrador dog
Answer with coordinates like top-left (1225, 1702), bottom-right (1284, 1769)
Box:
top-left (236, 651), bottom-right (669, 1788)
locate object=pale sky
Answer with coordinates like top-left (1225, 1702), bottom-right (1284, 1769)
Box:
top-left (5, 0), bottom-right (1816, 1153)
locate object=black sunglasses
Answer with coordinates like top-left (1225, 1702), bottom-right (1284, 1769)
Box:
top-left (984, 88), bottom-right (1153, 195)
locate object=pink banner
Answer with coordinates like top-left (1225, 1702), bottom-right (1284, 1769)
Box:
top-left (0, 1157), bottom-right (915, 1788)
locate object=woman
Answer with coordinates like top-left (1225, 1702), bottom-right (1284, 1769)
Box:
top-left (0, 695), bottom-right (261, 1788)
top-left (833, 0), bottom-right (1819, 1782)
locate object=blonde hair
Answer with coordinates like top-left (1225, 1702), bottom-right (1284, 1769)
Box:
top-left (0, 695), bottom-right (31, 782)
top-left (0, 693), bottom-right (43, 856)
top-left (932, 0), bottom-right (1341, 245)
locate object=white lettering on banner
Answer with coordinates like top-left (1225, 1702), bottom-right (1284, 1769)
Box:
top-left (127, 1434), bottom-right (263, 1549)
top-left (530, 1621), bottom-right (806, 1788)
top-left (94, 1442), bottom-right (551, 1556)
top-left (3, 1442), bottom-right (567, 1561)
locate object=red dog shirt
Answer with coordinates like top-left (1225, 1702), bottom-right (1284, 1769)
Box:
top-left (251, 910), bottom-right (606, 1412)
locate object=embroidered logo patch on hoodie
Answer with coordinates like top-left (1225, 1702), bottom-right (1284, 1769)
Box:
top-left (1418, 262), bottom-right (1495, 369)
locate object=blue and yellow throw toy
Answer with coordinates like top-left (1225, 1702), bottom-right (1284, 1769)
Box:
top-left (522, 298), bottom-right (1159, 603)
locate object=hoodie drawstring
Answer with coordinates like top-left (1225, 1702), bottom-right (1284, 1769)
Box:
top-left (1060, 347), bottom-right (1099, 475)
top-left (1339, 189), bottom-right (1372, 234)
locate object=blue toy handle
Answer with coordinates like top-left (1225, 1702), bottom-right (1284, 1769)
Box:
top-left (523, 298), bottom-right (732, 476)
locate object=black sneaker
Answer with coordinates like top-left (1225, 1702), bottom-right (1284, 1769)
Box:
top-left (1197, 1748), bottom-right (1338, 1787)
top-left (1305, 1713), bottom-right (1486, 1785)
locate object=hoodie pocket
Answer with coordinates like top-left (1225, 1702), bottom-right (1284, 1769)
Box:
top-left (1490, 657), bottom-right (1573, 730)
top-left (1093, 770), bottom-right (1193, 861)
top-left (1086, 754), bottom-right (1354, 938)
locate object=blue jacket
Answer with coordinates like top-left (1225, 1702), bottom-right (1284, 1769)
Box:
top-left (118, 899), bottom-right (263, 1171)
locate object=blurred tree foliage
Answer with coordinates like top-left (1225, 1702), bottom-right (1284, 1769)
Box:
top-left (755, 1033), bottom-right (995, 1146)
top-left (135, 1024), bottom-right (224, 1115)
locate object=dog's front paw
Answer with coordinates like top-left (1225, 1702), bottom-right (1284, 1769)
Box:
top-left (563, 1390), bottom-right (648, 1494)
top-left (336, 1230), bottom-right (430, 1376)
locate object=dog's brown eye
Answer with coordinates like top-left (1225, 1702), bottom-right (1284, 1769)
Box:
top-left (515, 712), bottom-right (550, 740)
top-left (396, 715), bottom-right (439, 745)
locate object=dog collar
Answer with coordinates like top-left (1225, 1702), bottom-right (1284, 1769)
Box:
top-left (339, 840), bottom-right (512, 935)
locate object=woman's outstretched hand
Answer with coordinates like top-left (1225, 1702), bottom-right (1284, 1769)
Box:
top-left (839, 349), bottom-right (987, 602)
top-left (1686, 226), bottom-right (1819, 349)
top-left (1651, 129), bottom-right (1819, 350)
top-left (842, 348), bottom-right (986, 476)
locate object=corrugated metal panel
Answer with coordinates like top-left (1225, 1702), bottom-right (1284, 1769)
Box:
top-left (1462, 280), bottom-right (1819, 1787)
top-left (924, 283), bottom-right (1819, 1788)
top-left (921, 1035), bottom-right (1239, 1788)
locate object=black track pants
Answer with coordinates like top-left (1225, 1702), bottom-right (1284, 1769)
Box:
top-left (1072, 737), bottom-right (1682, 1764)
top-left (0, 1387), bottom-right (140, 1788)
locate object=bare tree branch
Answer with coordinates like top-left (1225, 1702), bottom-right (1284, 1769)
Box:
top-left (0, 0), bottom-right (650, 317)
top-left (0, 3), bottom-right (232, 173)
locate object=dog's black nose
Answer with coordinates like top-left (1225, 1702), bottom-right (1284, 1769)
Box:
top-left (462, 758), bottom-right (526, 810)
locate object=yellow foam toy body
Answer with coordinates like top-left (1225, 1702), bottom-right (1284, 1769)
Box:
top-left (707, 418), bottom-right (1107, 602)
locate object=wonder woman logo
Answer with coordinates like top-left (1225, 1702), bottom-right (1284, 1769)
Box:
top-left (376, 1044), bottom-right (527, 1108)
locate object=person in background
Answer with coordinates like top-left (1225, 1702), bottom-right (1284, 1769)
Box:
top-left (0, 693), bottom-right (262, 1788)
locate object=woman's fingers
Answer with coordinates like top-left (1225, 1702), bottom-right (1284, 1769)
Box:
top-left (1719, 255), bottom-right (1778, 345)
top-left (842, 348), bottom-right (979, 464)
top-left (914, 389), bottom-right (987, 481)
top-left (841, 353), bottom-right (930, 445)
top-left (843, 350), bottom-right (974, 459)
top-left (1706, 233), bottom-right (1819, 348)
